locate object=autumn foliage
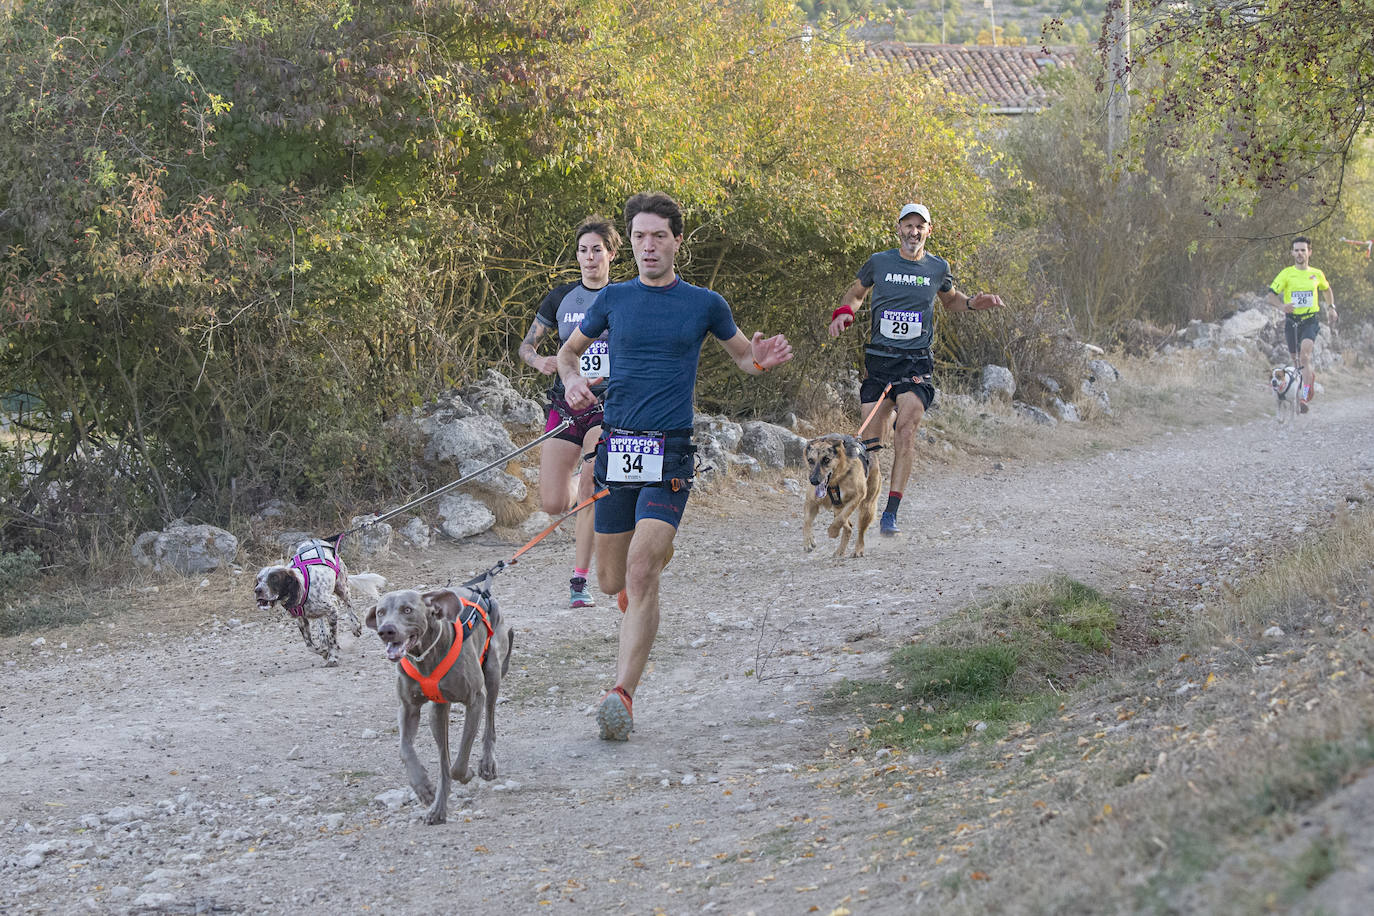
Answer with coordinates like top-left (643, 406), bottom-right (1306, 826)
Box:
top-left (0, 0), bottom-right (995, 549)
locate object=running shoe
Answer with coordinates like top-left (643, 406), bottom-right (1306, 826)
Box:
top-left (570, 577), bottom-right (595, 609)
top-left (597, 686), bottom-right (634, 741)
top-left (880, 511), bottom-right (900, 536)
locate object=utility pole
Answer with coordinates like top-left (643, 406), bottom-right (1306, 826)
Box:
top-left (1106, 0), bottom-right (1131, 155)
top-left (984, 0), bottom-right (998, 46)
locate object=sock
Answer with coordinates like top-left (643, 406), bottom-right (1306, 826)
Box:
top-left (884, 492), bottom-right (903, 516)
top-left (574, 567), bottom-right (589, 579)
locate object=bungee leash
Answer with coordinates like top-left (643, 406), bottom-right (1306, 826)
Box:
top-left (460, 487), bottom-right (610, 592)
top-left (326, 415), bottom-right (582, 547)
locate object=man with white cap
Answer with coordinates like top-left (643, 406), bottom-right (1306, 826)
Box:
top-left (829, 202), bottom-right (1004, 535)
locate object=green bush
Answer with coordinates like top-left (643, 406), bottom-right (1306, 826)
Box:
top-left (0, 547), bottom-right (41, 596)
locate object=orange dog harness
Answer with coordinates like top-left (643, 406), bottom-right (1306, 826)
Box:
top-left (399, 596), bottom-right (493, 704)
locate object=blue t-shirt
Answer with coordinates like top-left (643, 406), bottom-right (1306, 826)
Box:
top-left (579, 277), bottom-right (739, 430)
top-left (857, 249), bottom-right (953, 355)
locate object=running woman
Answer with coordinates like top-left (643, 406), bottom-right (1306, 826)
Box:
top-left (518, 215), bottom-right (620, 608)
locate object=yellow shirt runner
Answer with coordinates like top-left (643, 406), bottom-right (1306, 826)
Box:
top-left (1269, 265), bottom-right (1330, 317)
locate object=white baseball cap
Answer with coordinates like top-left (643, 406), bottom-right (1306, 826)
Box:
top-left (897, 203), bottom-right (931, 223)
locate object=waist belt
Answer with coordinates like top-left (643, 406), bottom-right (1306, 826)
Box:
top-left (606, 427), bottom-right (693, 440)
top-left (864, 344), bottom-right (933, 360)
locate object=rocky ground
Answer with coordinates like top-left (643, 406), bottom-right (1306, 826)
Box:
top-left (3, 369), bottom-right (1374, 915)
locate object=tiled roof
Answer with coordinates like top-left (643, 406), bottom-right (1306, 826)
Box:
top-left (856, 42), bottom-right (1077, 113)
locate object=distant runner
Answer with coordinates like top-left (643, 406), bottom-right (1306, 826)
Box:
top-left (1266, 235), bottom-right (1337, 412)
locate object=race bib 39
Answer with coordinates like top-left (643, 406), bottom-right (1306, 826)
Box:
top-left (579, 340), bottom-right (610, 379)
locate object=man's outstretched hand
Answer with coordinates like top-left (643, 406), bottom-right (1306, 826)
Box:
top-left (752, 332), bottom-right (794, 371)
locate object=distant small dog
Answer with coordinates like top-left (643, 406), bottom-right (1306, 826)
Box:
top-left (366, 583), bottom-right (514, 825)
top-left (253, 538), bottom-right (385, 666)
top-left (1270, 366), bottom-right (1300, 423)
top-left (803, 433), bottom-right (882, 558)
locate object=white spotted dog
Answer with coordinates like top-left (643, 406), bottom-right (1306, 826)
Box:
top-left (254, 538), bottom-right (386, 666)
top-left (1270, 365), bottom-right (1301, 424)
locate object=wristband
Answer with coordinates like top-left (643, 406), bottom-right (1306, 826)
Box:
top-left (966, 293), bottom-right (981, 310)
top-left (752, 360), bottom-right (768, 373)
top-left (831, 304), bottom-right (855, 323)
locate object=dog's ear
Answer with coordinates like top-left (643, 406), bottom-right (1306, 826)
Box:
top-left (421, 588), bottom-right (459, 621)
top-left (268, 568), bottom-right (300, 604)
top-left (363, 605), bottom-right (379, 631)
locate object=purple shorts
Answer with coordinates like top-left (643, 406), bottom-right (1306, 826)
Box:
top-left (546, 402), bottom-right (604, 446)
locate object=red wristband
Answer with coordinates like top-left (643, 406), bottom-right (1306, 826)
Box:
top-left (831, 304), bottom-right (855, 323)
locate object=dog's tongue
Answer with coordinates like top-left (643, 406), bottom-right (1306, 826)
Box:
top-left (814, 483), bottom-right (827, 499)
top-left (385, 640), bottom-right (408, 662)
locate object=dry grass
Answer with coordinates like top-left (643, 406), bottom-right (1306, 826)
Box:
top-left (1195, 497), bottom-right (1374, 642)
top-left (834, 503), bottom-right (1374, 913)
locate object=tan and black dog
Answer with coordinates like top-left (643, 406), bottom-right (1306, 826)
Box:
top-left (802, 433), bottom-right (882, 558)
top-left (366, 585), bottom-right (513, 825)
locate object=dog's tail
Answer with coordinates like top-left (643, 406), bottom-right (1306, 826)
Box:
top-left (349, 572), bottom-right (387, 602)
top-left (501, 629), bottom-right (515, 676)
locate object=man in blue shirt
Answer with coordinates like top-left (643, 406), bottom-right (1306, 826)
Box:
top-left (829, 203), bottom-right (1005, 535)
top-left (558, 192), bottom-right (793, 741)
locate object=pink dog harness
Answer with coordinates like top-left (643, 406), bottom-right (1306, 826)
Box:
top-left (286, 540), bottom-right (342, 618)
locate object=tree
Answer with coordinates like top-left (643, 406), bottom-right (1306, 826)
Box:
top-left (1123, 0), bottom-right (1374, 216)
top-left (1, 0), bottom-right (1003, 553)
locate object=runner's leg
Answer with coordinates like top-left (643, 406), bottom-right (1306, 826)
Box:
top-left (594, 529), bottom-right (632, 598)
top-left (615, 518), bottom-right (676, 695)
top-left (888, 391), bottom-right (926, 495)
top-left (573, 425), bottom-right (601, 573)
top-left (1300, 337), bottom-right (1317, 401)
top-left (539, 438), bottom-right (580, 516)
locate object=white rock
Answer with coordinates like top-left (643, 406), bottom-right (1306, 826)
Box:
top-left (1263, 626), bottom-right (1285, 639)
top-left (133, 893), bottom-right (179, 908)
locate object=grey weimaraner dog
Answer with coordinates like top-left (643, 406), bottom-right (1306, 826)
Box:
top-left (365, 586), bottom-right (513, 825)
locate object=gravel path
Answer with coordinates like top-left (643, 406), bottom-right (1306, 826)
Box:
top-left (4, 382), bottom-right (1373, 915)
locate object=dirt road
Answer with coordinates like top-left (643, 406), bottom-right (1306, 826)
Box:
top-left (4, 383), bottom-right (1373, 914)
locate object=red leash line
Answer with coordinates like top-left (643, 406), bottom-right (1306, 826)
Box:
top-left (854, 383), bottom-right (892, 437)
top-left (507, 488), bottom-right (609, 564)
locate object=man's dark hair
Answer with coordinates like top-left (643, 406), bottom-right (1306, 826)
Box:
top-left (1293, 236), bottom-right (1312, 248)
top-left (574, 214), bottom-right (621, 252)
top-left (624, 192), bottom-right (683, 238)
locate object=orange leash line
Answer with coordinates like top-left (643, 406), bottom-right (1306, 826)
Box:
top-left (854, 383), bottom-right (892, 437)
top-left (507, 488), bottom-right (609, 564)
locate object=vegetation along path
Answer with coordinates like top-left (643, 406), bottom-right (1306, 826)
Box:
top-left (4, 383), bottom-right (1374, 914)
